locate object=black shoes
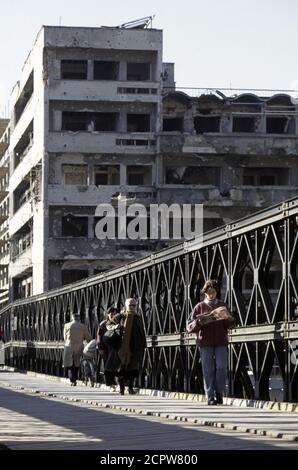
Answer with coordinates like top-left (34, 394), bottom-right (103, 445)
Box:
top-left (207, 398), bottom-right (217, 405)
top-left (119, 381), bottom-right (125, 395)
top-left (70, 381), bottom-right (77, 387)
top-left (207, 393), bottom-right (224, 405)
top-left (216, 393), bottom-right (223, 404)
top-left (128, 388), bottom-right (135, 395)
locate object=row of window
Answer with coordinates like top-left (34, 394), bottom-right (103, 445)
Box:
top-left (61, 164), bottom-right (291, 187)
top-left (62, 112), bottom-right (151, 133)
top-left (164, 115), bottom-right (296, 135)
top-left (61, 60), bottom-right (152, 81)
top-left (60, 112), bottom-right (296, 135)
top-left (63, 164), bottom-right (152, 186)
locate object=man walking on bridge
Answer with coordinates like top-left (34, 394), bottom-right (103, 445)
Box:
top-left (63, 313), bottom-right (92, 386)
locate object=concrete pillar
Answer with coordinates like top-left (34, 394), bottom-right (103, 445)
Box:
top-left (87, 60), bottom-right (93, 80)
top-left (120, 163), bottom-right (127, 186)
top-left (119, 61), bottom-right (126, 81)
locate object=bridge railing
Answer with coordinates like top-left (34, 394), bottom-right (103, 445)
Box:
top-left (1, 197), bottom-right (298, 401)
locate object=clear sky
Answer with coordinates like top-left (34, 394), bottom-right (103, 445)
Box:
top-left (1, 0), bottom-right (298, 116)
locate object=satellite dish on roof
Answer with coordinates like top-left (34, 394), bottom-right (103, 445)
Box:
top-left (118, 15), bottom-right (155, 29)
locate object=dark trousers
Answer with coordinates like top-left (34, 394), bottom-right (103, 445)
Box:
top-left (67, 365), bottom-right (78, 384)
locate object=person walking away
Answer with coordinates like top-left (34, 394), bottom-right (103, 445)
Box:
top-left (63, 312), bottom-right (92, 386)
top-left (117, 298), bottom-right (146, 395)
top-left (98, 307), bottom-right (120, 388)
top-left (188, 280), bottom-right (235, 405)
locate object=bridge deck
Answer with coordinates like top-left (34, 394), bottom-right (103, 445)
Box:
top-left (0, 371), bottom-right (297, 450)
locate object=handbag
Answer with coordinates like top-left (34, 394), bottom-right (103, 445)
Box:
top-left (186, 319), bottom-right (200, 334)
top-left (103, 325), bottom-right (122, 349)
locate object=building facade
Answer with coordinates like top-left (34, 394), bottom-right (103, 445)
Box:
top-left (7, 24), bottom-right (298, 301)
top-left (0, 120), bottom-right (9, 307)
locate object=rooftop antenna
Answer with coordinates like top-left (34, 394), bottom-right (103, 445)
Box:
top-left (59, 16), bottom-right (62, 26)
top-left (118, 15), bottom-right (155, 29)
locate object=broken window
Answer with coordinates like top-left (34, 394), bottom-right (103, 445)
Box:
top-left (266, 117), bottom-right (295, 134)
top-left (10, 221), bottom-right (33, 260)
top-left (61, 60), bottom-right (87, 79)
top-left (61, 215), bottom-right (88, 237)
top-left (94, 113), bottom-right (118, 131)
top-left (94, 165), bottom-right (120, 185)
top-left (163, 117), bottom-right (184, 132)
top-left (242, 168), bottom-right (289, 186)
top-left (62, 269), bottom-right (88, 286)
top-left (94, 61), bottom-right (119, 80)
top-left (62, 112), bottom-right (118, 132)
top-left (233, 116), bottom-right (255, 132)
top-left (62, 165), bottom-right (88, 185)
top-left (127, 63), bottom-right (150, 81)
top-left (62, 112), bottom-right (88, 131)
top-left (94, 216), bottom-right (118, 238)
top-left (127, 114), bottom-right (150, 132)
top-left (127, 166), bottom-right (152, 185)
top-left (194, 116), bottom-right (220, 133)
top-left (165, 166), bottom-right (220, 185)
top-left (12, 274), bottom-right (32, 300)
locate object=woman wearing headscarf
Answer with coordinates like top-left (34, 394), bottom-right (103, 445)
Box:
top-left (117, 298), bottom-right (146, 395)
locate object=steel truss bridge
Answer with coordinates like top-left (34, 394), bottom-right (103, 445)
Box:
top-left (0, 198), bottom-right (298, 401)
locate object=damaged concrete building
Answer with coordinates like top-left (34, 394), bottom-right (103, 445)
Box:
top-left (7, 24), bottom-right (298, 301)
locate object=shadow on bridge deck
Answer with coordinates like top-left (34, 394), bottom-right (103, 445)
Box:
top-left (0, 371), bottom-right (297, 451)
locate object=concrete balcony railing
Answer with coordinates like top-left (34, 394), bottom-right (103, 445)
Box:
top-left (49, 79), bottom-right (160, 103)
top-left (159, 133), bottom-right (298, 156)
top-left (47, 131), bottom-right (157, 154)
top-left (156, 185), bottom-right (298, 208)
top-left (48, 237), bottom-right (158, 260)
top-left (48, 184), bottom-right (156, 206)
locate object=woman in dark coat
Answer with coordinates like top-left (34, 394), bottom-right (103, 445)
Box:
top-left (117, 298), bottom-right (146, 395)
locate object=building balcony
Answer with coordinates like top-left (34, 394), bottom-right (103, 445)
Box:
top-left (10, 96), bottom-right (34, 149)
top-left (0, 213), bottom-right (8, 225)
top-left (48, 185), bottom-right (156, 206)
top-left (159, 133), bottom-right (298, 156)
top-left (9, 201), bottom-right (32, 237)
top-left (50, 80), bottom-right (160, 103)
top-left (0, 142), bottom-right (8, 158)
top-left (10, 246), bottom-right (32, 278)
top-left (47, 131), bottom-right (157, 154)
top-left (0, 190), bottom-right (8, 203)
top-left (0, 252), bottom-right (9, 268)
top-left (48, 237), bottom-right (158, 260)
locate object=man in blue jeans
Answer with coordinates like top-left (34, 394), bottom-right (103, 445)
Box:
top-left (189, 280), bottom-right (235, 405)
